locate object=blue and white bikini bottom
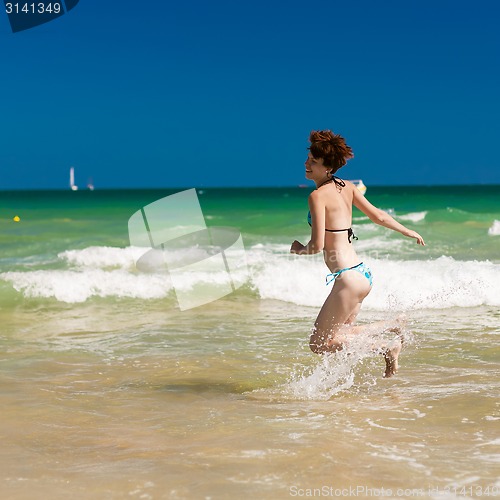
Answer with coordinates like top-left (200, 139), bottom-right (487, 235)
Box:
top-left (325, 262), bottom-right (373, 287)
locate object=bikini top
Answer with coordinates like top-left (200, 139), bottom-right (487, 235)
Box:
top-left (307, 211), bottom-right (358, 243)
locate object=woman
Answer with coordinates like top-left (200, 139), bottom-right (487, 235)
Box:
top-left (290, 130), bottom-right (425, 377)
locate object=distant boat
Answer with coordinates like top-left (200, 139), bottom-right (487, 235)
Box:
top-left (350, 179), bottom-right (367, 195)
top-left (69, 167), bottom-right (78, 191)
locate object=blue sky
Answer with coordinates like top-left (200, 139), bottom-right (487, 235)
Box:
top-left (1, 0), bottom-right (499, 189)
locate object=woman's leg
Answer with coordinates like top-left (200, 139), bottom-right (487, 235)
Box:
top-left (344, 302), bottom-right (363, 325)
top-left (309, 273), bottom-right (370, 354)
top-left (309, 273), bottom-right (402, 377)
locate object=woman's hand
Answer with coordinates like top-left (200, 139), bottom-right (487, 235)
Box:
top-left (405, 230), bottom-right (426, 246)
top-left (290, 240), bottom-right (305, 254)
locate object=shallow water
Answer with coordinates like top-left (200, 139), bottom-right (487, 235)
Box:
top-left (1, 188), bottom-right (500, 498)
top-left (1, 297), bottom-right (499, 499)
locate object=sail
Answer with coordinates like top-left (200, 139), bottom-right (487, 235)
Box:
top-left (69, 167), bottom-right (78, 191)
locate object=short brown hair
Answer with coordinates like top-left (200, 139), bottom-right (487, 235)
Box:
top-left (308, 130), bottom-right (354, 174)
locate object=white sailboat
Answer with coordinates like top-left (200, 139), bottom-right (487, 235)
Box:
top-left (69, 167), bottom-right (78, 191)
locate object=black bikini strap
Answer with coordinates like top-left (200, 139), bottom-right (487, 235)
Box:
top-left (332, 175), bottom-right (346, 188)
top-left (324, 227), bottom-right (358, 243)
top-left (347, 228), bottom-right (358, 243)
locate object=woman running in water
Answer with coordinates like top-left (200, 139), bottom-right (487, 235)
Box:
top-left (290, 130), bottom-right (425, 377)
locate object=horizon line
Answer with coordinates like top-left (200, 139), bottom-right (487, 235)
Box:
top-left (1, 182), bottom-right (500, 193)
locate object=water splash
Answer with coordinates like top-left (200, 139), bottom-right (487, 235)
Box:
top-left (284, 332), bottom-right (399, 400)
top-left (286, 353), bottom-right (359, 400)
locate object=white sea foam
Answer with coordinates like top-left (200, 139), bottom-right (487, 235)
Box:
top-left (2, 245), bottom-right (500, 309)
top-left (59, 246), bottom-right (144, 269)
top-left (352, 215), bottom-right (370, 222)
top-left (353, 223), bottom-right (379, 233)
top-left (488, 220), bottom-right (500, 236)
top-left (397, 211), bottom-right (427, 222)
top-left (251, 251), bottom-right (500, 310)
top-left (2, 269), bottom-right (173, 302)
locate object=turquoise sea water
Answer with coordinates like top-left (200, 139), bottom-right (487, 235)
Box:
top-left (1, 186), bottom-right (499, 498)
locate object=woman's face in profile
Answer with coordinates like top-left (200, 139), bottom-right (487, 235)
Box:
top-left (305, 152), bottom-right (326, 180)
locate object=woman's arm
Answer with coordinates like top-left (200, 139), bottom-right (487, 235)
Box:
top-left (290, 191), bottom-right (325, 255)
top-left (352, 185), bottom-right (426, 246)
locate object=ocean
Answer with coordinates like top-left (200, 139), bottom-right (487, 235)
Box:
top-left (1, 186), bottom-right (499, 499)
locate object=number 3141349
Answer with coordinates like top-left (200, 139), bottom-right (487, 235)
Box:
top-left (5, 3), bottom-right (62, 14)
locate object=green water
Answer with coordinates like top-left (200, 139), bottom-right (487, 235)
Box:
top-left (1, 185), bottom-right (499, 258)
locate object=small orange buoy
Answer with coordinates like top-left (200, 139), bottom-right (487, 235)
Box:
top-left (13, 215), bottom-right (21, 222)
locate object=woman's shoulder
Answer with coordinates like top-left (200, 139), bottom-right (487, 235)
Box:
top-left (308, 189), bottom-right (323, 204)
top-left (340, 178), bottom-right (356, 190)
top-left (339, 179), bottom-right (356, 199)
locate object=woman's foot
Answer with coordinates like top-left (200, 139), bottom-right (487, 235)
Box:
top-left (385, 314), bottom-right (407, 346)
top-left (383, 338), bottom-right (402, 378)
